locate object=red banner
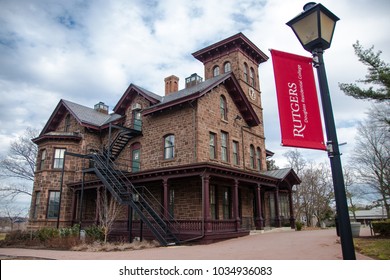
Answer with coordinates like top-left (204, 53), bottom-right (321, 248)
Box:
top-left (270, 49), bottom-right (326, 150)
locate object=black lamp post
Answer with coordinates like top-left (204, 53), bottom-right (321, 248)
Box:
top-left (287, 2), bottom-right (356, 260)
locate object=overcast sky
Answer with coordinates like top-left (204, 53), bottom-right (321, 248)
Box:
top-left (1, 0), bottom-right (389, 188)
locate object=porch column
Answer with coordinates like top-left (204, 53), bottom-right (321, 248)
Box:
top-left (202, 174), bottom-right (212, 232)
top-left (255, 184), bottom-right (264, 230)
top-left (70, 189), bottom-right (77, 225)
top-left (163, 177), bottom-right (169, 219)
top-left (274, 187), bottom-right (281, 227)
top-left (233, 179), bottom-right (240, 230)
top-left (288, 187), bottom-right (296, 229)
top-left (95, 187), bottom-right (101, 225)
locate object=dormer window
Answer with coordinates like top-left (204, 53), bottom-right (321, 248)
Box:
top-left (213, 66), bottom-right (220, 77)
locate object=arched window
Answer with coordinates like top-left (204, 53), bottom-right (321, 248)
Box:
top-left (164, 134), bottom-right (175, 159)
top-left (250, 145), bottom-right (255, 169)
top-left (224, 62), bottom-right (231, 73)
top-left (250, 67), bottom-right (255, 87)
top-left (213, 66), bottom-right (220, 77)
top-left (243, 63), bottom-right (249, 83)
top-left (256, 147), bottom-right (261, 171)
top-left (220, 95), bottom-right (227, 120)
top-left (131, 142), bottom-right (141, 172)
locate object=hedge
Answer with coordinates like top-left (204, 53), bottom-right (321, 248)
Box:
top-left (372, 220), bottom-right (390, 236)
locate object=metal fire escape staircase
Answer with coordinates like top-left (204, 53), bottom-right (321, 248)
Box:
top-left (105, 124), bottom-right (141, 161)
top-left (90, 124), bottom-right (180, 246)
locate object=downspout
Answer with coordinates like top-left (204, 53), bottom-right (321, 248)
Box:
top-left (241, 126), bottom-right (247, 170)
top-left (188, 100), bottom-right (197, 162)
top-left (56, 152), bottom-right (66, 229)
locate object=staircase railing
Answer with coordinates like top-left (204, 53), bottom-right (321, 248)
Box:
top-left (90, 153), bottom-right (180, 246)
top-left (106, 124), bottom-right (142, 160)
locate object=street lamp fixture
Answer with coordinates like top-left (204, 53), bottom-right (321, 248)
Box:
top-left (286, 2), bottom-right (339, 52)
top-left (286, 3), bottom-right (356, 260)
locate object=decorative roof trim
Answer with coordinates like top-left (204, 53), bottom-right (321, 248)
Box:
top-left (192, 32), bottom-right (269, 65)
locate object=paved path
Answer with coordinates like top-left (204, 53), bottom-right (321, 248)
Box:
top-left (0, 227), bottom-right (373, 260)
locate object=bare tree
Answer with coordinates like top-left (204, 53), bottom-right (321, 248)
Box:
top-left (298, 162), bottom-right (334, 226)
top-left (0, 199), bottom-right (28, 231)
top-left (283, 149), bottom-right (307, 176)
top-left (350, 106), bottom-right (390, 218)
top-left (343, 166), bottom-right (358, 221)
top-left (0, 127), bottom-right (39, 200)
top-left (283, 149), bottom-right (307, 223)
top-left (97, 189), bottom-right (124, 243)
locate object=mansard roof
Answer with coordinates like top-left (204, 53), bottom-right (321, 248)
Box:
top-left (142, 72), bottom-right (261, 127)
top-left (39, 99), bottom-right (123, 136)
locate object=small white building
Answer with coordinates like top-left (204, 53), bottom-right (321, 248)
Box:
top-left (350, 207), bottom-right (387, 224)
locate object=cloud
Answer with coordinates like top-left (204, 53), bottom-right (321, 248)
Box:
top-left (0, 0), bottom-right (389, 169)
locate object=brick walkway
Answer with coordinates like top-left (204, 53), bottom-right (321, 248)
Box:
top-left (0, 227), bottom-right (373, 260)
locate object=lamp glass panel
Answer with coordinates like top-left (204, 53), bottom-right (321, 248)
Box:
top-left (291, 12), bottom-right (319, 46)
top-left (320, 11), bottom-right (336, 44)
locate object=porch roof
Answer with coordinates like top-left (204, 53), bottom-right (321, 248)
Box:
top-left (68, 162), bottom-right (300, 190)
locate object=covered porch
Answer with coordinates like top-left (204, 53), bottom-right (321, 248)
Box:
top-left (69, 163), bottom-right (300, 244)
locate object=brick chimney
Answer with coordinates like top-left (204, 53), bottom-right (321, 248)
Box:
top-left (164, 75), bottom-right (179, 96)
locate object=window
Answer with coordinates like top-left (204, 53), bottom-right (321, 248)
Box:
top-left (250, 67), bottom-right (255, 87)
top-left (224, 62), bottom-right (231, 73)
top-left (256, 147), bottom-right (262, 171)
top-left (243, 63), bottom-right (249, 83)
top-left (33, 191), bottom-right (41, 219)
top-left (250, 145), bottom-right (255, 169)
top-left (131, 143), bottom-right (141, 172)
top-left (220, 95), bottom-right (227, 120)
top-left (213, 66), bottom-right (220, 77)
top-left (64, 114), bottom-right (71, 132)
top-left (222, 187), bottom-right (231, 219)
top-left (39, 149), bottom-right (46, 170)
top-left (210, 185), bottom-right (216, 219)
top-left (233, 141), bottom-right (239, 165)
top-left (133, 111), bottom-right (142, 131)
top-left (164, 135), bottom-right (175, 159)
top-left (279, 193), bottom-right (290, 219)
top-left (221, 132), bottom-right (228, 162)
top-left (53, 148), bottom-right (66, 169)
top-left (47, 191), bottom-right (60, 219)
top-left (209, 132), bottom-right (216, 159)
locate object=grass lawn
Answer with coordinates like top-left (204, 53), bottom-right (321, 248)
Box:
top-left (354, 237), bottom-right (390, 260)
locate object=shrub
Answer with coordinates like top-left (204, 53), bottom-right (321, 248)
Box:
top-left (295, 221), bottom-right (303, 231)
top-left (35, 227), bottom-right (59, 242)
top-left (59, 224), bottom-right (80, 238)
top-left (84, 225), bottom-right (104, 242)
top-left (372, 220), bottom-right (390, 236)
